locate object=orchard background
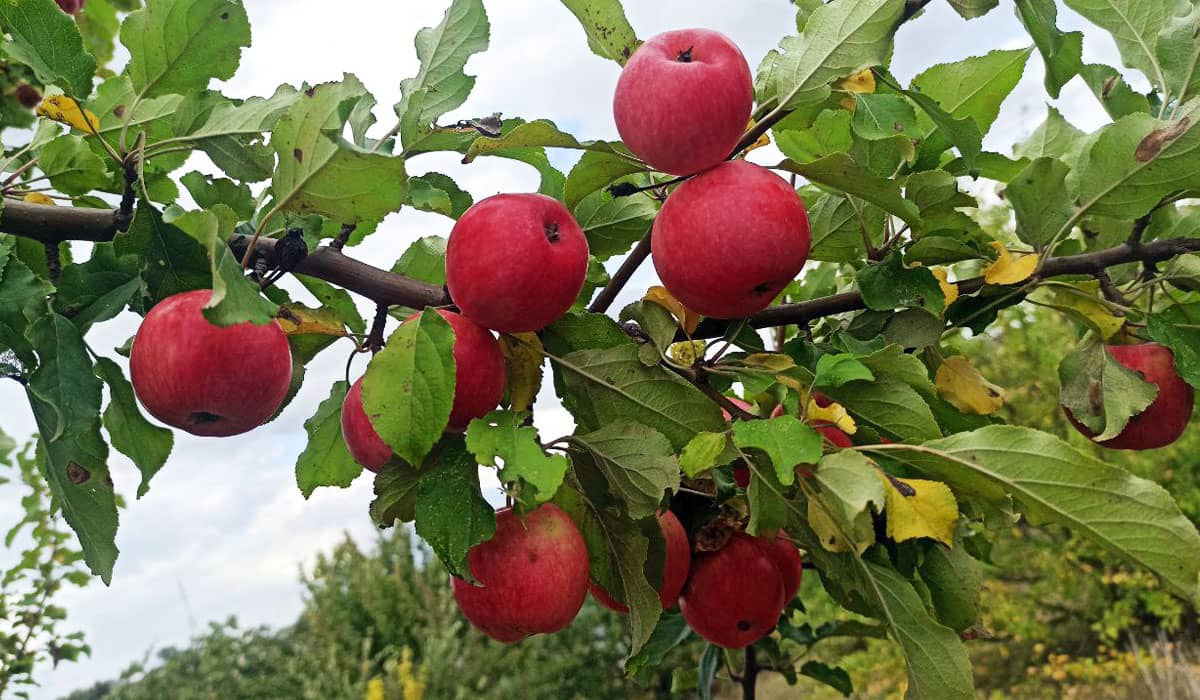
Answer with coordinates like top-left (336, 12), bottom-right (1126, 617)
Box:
top-left (1, 0), bottom-right (1200, 698)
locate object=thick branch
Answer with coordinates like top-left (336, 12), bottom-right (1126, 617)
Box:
top-left (0, 199), bottom-right (121, 243)
top-left (691, 237), bottom-right (1200, 339)
top-left (228, 235), bottom-right (450, 309)
top-left (589, 228), bottom-right (652, 313)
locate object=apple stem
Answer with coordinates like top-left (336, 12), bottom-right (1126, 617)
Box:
top-left (367, 304), bottom-right (389, 353)
top-left (544, 222), bottom-right (560, 242)
top-left (330, 223), bottom-right (356, 252)
top-left (742, 645), bottom-right (758, 700)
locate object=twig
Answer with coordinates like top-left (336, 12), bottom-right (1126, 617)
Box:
top-left (588, 227), bottom-right (653, 313)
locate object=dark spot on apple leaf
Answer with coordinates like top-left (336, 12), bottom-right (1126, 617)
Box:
top-left (113, 104), bottom-right (126, 118)
top-left (293, 148), bottom-right (303, 163)
top-left (1136, 118), bottom-right (1190, 162)
top-left (66, 463), bottom-right (90, 485)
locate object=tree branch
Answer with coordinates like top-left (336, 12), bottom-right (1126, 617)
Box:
top-left (588, 227), bottom-right (652, 313)
top-left (0, 199), bottom-right (122, 243)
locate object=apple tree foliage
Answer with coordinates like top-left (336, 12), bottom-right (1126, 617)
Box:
top-left (1, 0), bottom-right (1200, 696)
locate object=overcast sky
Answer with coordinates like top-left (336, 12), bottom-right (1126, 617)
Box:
top-left (0, 1), bottom-right (1126, 697)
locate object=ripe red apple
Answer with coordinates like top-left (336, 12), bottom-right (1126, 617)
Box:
top-left (763, 532), bottom-right (803, 602)
top-left (14, 84), bottom-right (41, 109)
top-left (590, 510), bottom-right (691, 612)
top-left (679, 533), bottom-right (786, 648)
top-left (613, 28), bottom-right (753, 176)
top-left (1064, 342), bottom-right (1195, 450)
top-left (403, 309), bottom-right (506, 430)
top-left (452, 504), bottom-right (590, 643)
top-left (652, 160), bottom-right (810, 318)
top-left (341, 377), bottom-right (392, 473)
top-left (56, 0), bottom-right (84, 13)
top-left (130, 290), bottom-right (291, 437)
top-left (446, 194), bottom-right (589, 333)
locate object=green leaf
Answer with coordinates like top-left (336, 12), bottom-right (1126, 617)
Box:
top-left (559, 0), bottom-right (640, 65)
top-left (299, 277), bottom-right (365, 334)
top-left (893, 426), bottom-right (1200, 604)
top-left (776, 109), bottom-right (853, 164)
top-left (564, 147), bottom-right (647, 211)
top-left (1071, 99), bottom-right (1200, 220)
top-left (1158, 3), bottom-right (1200, 104)
top-left (272, 78), bottom-right (408, 226)
top-left (363, 309), bottom-right (456, 465)
top-left (618, 301), bottom-right (677, 357)
top-left (773, 0), bottom-right (904, 106)
top-left (824, 374), bottom-right (942, 442)
top-left (1058, 338), bottom-right (1160, 440)
top-left (919, 536), bottom-right (982, 632)
top-left (415, 439), bottom-right (497, 577)
top-left (776, 156), bottom-right (920, 225)
top-left (856, 252), bottom-right (945, 315)
top-left (571, 421), bottom-right (679, 519)
top-left (390, 235), bottom-right (447, 286)
top-left (370, 462), bottom-right (423, 526)
top-left (698, 644), bottom-right (720, 700)
top-left (679, 432), bottom-right (729, 478)
top-left (0, 0), bottom-right (97, 98)
top-left (1062, 0), bottom-right (1173, 93)
top-left (1007, 157), bottom-right (1074, 249)
top-left (0, 240), bottom-right (53, 366)
top-left (113, 201), bottom-right (210, 306)
top-left (902, 87), bottom-right (984, 169)
top-left (732, 416), bottom-right (822, 487)
top-left (180, 172), bottom-right (255, 221)
top-left (852, 93), bottom-right (917, 140)
top-left (911, 47), bottom-right (1033, 139)
top-left (1013, 106), bottom-right (1084, 160)
top-left (1146, 304), bottom-right (1200, 390)
top-left (407, 173), bottom-right (473, 219)
top-left (624, 610), bottom-right (690, 684)
top-left (747, 461), bottom-right (789, 535)
top-left (165, 207), bottom-right (276, 326)
top-left (395, 0), bottom-right (489, 148)
top-left (1078, 63), bottom-right (1153, 119)
top-left (25, 314), bottom-right (118, 583)
top-left (814, 353), bottom-right (875, 388)
top-left (295, 380), bottom-right (363, 499)
top-left (462, 119), bottom-right (584, 161)
top-left (121, 0), bottom-right (250, 98)
top-left (93, 357), bottom-right (172, 499)
top-left (52, 243), bottom-right (143, 334)
top-left (38, 135), bottom-right (110, 196)
top-left (542, 311), bottom-right (632, 355)
top-left (806, 194), bottom-right (886, 263)
top-left (1014, 0), bottom-right (1084, 97)
top-left (574, 188), bottom-right (655, 262)
top-left (809, 451), bottom-right (884, 554)
top-left (465, 411), bottom-right (569, 503)
top-left (552, 344), bottom-right (726, 451)
top-left (556, 475), bottom-right (661, 653)
top-left (799, 661), bottom-right (853, 697)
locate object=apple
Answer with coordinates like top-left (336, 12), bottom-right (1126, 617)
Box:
top-left (763, 531), bottom-right (803, 602)
top-left (652, 160), bottom-right (810, 319)
top-left (590, 510), bottom-right (691, 612)
top-left (341, 377), bottom-right (392, 473)
top-left (1064, 342), bottom-right (1195, 450)
top-left (446, 194), bottom-right (589, 333)
top-left (14, 85), bottom-right (41, 109)
top-left (679, 533), bottom-right (786, 648)
top-left (452, 504), bottom-right (590, 643)
top-left (403, 309), bottom-right (506, 430)
top-left (613, 28), bottom-right (753, 176)
top-left (130, 290), bottom-right (292, 437)
top-left (56, 0), bottom-right (84, 13)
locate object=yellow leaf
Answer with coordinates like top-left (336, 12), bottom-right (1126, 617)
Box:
top-left (500, 332), bottom-right (544, 413)
top-left (276, 303), bottom-right (348, 337)
top-left (644, 285), bottom-right (702, 335)
top-left (741, 118), bottom-right (771, 154)
top-left (932, 268), bottom-right (959, 306)
top-left (743, 353), bottom-right (796, 372)
top-left (668, 340), bottom-right (706, 366)
top-left (1039, 282), bottom-right (1126, 340)
top-left (807, 397), bottom-right (857, 434)
top-left (837, 69), bottom-right (876, 94)
top-left (365, 678), bottom-right (385, 700)
top-left (22, 193), bottom-right (55, 206)
top-left (881, 474), bottom-right (958, 545)
top-left (36, 95), bottom-right (99, 132)
top-left (935, 356), bottom-right (1004, 415)
top-left (983, 242), bottom-right (1039, 285)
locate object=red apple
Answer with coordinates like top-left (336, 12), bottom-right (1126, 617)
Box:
top-left (56, 0), bottom-right (84, 13)
top-left (1064, 342), bottom-right (1194, 450)
top-left (613, 28), bottom-right (753, 176)
top-left (652, 160), bottom-right (810, 318)
top-left (130, 290), bottom-right (291, 437)
top-left (14, 84), bottom-right (41, 109)
top-left (764, 531), bottom-right (803, 602)
top-left (402, 309), bottom-right (506, 430)
top-left (590, 510), bottom-right (691, 612)
top-left (446, 194), bottom-right (589, 333)
top-left (679, 533), bottom-right (786, 648)
top-left (341, 378), bottom-right (392, 473)
top-left (452, 504), bottom-right (590, 643)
